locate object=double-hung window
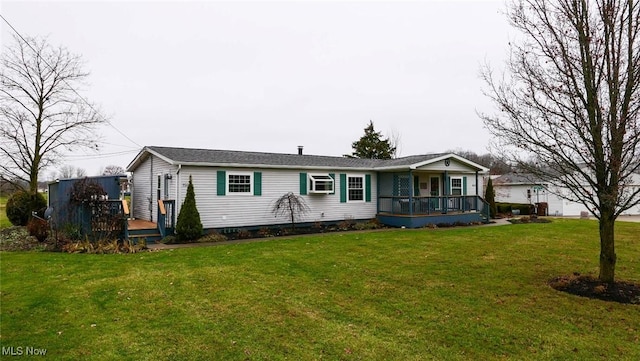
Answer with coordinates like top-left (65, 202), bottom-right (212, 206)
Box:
top-left (348, 176), bottom-right (364, 201)
top-left (227, 173), bottom-right (252, 194)
top-left (309, 174), bottom-right (334, 193)
top-left (450, 177), bottom-right (463, 196)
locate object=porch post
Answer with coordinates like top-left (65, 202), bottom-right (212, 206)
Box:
top-left (376, 172), bottom-right (380, 215)
top-left (408, 170), bottom-right (413, 216)
top-left (475, 171), bottom-right (479, 210)
top-left (443, 170), bottom-right (448, 214)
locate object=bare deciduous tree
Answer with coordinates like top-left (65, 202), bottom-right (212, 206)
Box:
top-left (480, 0), bottom-right (640, 282)
top-left (271, 192), bottom-right (310, 230)
top-left (387, 128), bottom-right (403, 159)
top-left (0, 35), bottom-right (105, 193)
top-left (102, 165), bottom-right (126, 176)
top-left (57, 165), bottom-right (87, 179)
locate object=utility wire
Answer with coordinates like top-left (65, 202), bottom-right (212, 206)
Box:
top-left (0, 13), bottom-right (143, 148)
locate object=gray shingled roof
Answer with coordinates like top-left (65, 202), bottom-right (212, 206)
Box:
top-left (493, 173), bottom-right (544, 184)
top-left (146, 146), bottom-right (379, 169)
top-left (128, 146), bottom-right (484, 171)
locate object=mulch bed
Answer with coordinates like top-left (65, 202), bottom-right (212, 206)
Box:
top-left (549, 273), bottom-right (640, 304)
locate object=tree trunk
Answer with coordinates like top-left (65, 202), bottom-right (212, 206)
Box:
top-left (598, 211), bottom-right (616, 283)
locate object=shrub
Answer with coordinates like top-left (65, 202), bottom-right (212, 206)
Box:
top-left (175, 175), bottom-right (203, 241)
top-left (6, 191), bottom-right (47, 226)
top-left (485, 178), bottom-right (497, 218)
top-left (26, 218), bottom-right (49, 242)
top-left (354, 220), bottom-right (381, 230)
top-left (271, 192), bottom-right (310, 230)
top-left (257, 227), bottom-right (274, 238)
top-left (496, 202), bottom-right (533, 215)
top-left (161, 235), bottom-right (178, 244)
top-left (61, 238), bottom-right (145, 253)
top-left (69, 178), bottom-right (107, 204)
top-left (337, 219), bottom-right (355, 231)
top-left (198, 231), bottom-right (228, 243)
top-left (62, 223), bottom-right (83, 241)
top-left (236, 229), bottom-right (252, 239)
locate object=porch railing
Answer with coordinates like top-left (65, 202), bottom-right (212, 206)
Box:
top-left (378, 195), bottom-right (486, 216)
top-left (157, 199), bottom-right (176, 238)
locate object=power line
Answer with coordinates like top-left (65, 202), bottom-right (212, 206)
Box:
top-left (0, 13), bottom-right (143, 149)
top-left (64, 149), bottom-right (139, 161)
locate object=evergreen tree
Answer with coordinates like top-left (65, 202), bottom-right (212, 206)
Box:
top-left (484, 178), bottom-right (497, 219)
top-left (348, 121), bottom-right (396, 159)
top-left (175, 175), bottom-right (203, 241)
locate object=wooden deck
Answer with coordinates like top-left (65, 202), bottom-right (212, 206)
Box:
top-left (127, 219), bottom-right (157, 230)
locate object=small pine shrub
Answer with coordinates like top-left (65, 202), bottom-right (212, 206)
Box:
top-left (175, 175), bottom-right (203, 241)
top-left (6, 191), bottom-right (47, 226)
top-left (485, 178), bottom-right (497, 218)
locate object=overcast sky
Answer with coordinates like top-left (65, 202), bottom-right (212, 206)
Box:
top-left (1, 0), bottom-right (512, 177)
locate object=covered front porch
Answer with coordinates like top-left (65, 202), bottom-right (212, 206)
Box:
top-left (374, 156), bottom-right (490, 228)
top-left (377, 195), bottom-right (488, 228)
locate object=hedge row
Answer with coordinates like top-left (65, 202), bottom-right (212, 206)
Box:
top-left (495, 202), bottom-right (534, 215)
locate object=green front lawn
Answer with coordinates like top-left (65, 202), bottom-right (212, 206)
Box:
top-left (1, 220), bottom-right (638, 360)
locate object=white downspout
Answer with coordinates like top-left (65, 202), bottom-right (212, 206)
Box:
top-left (176, 164), bottom-right (182, 219)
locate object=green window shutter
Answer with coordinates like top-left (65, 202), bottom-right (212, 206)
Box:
top-left (299, 173), bottom-right (307, 195)
top-left (445, 176), bottom-right (451, 195)
top-left (365, 174), bottom-right (372, 202)
top-left (254, 172), bottom-right (262, 196)
top-left (463, 176), bottom-right (467, 196)
top-left (413, 175), bottom-right (420, 196)
top-left (217, 170), bottom-right (226, 196)
top-left (340, 174), bottom-right (347, 203)
top-left (329, 173), bottom-right (335, 194)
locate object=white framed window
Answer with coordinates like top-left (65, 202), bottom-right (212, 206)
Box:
top-left (348, 175), bottom-right (364, 202)
top-left (227, 172), bottom-right (252, 194)
top-left (309, 174), bottom-right (334, 194)
top-left (450, 177), bottom-right (462, 196)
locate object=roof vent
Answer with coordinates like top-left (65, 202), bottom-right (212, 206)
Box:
top-left (298, 145), bottom-right (303, 155)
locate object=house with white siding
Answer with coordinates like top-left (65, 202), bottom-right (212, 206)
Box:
top-left (493, 172), bottom-right (640, 216)
top-left (125, 146), bottom-right (490, 238)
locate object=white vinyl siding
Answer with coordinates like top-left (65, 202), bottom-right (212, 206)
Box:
top-left (177, 166), bottom-right (377, 229)
top-left (131, 155), bottom-right (175, 222)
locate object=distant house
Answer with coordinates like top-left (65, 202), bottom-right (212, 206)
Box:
top-left (493, 172), bottom-right (640, 216)
top-left (125, 146), bottom-right (491, 235)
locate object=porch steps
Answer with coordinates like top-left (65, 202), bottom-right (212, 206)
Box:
top-left (128, 228), bottom-right (162, 244)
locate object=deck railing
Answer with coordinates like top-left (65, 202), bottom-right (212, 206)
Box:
top-left (157, 199), bottom-right (176, 238)
top-left (378, 195), bottom-right (486, 216)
